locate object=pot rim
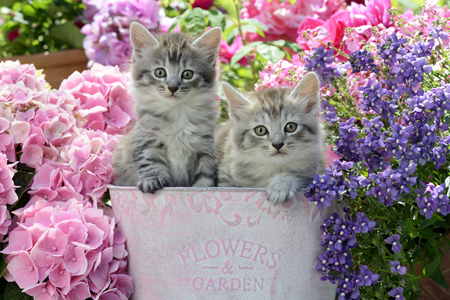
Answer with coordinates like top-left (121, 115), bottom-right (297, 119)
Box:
top-left (107, 185), bottom-right (268, 192)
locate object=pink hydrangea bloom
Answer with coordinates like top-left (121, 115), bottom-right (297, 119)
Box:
top-left (3, 199), bottom-right (133, 299)
top-left (0, 60), bottom-right (134, 298)
top-left (60, 64), bottom-right (134, 135)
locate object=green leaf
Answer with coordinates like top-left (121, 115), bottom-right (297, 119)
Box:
top-left (214, 0), bottom-right (238, 18)
top-left (49, 22), bottom-right (85, 49)
top-left (0, 0), bottom-right (17, 7)
top-left (418, 227), bottom-right (440, 239)
top-left (184, 8), bottom-right (206, 36)
top-left (4, 282), bottom-right (32, 300)
top-left (428, 268), bottom-right (449, 289)
top-left (223, 20), bottom-right (237, 37)
top-left (241, 19), bottom-right (268, 32)
top-left (256, 44), bottom-right (285, 63)
top-left (423, 256), bottom-right (441, 276)
top-left (169, 15), bottom-right (183, 32)
top-left (225, 27), bottom-right (239, 45)
top-left (285, 41), bottom-right (303, 52)
top-left (241, 24), bottom-right (258, 34)
top-left (205, 9), bottom-right (225, 29)
top-left (417, 215), bottom-right (437, 230)
top-left (230, 41), bottom-right (262, 66)
top-left (10, 169), bottom-right (35, 212)
top-left (0, 254), bottom-right (6, 277)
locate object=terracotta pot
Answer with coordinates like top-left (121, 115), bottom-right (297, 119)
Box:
top-left (419, 240), bottom-right (450, 299)
top-left (109, 186), bottom-right (339, 300)
top-left (1, 49), bottom-right (88, 88)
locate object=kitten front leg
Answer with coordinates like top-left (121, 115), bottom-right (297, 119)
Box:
top-left (266, 172), bottom-right (313, 204)
top-left (192, 152), bottom-right (217, 187)
top-left (133, 136), bottom-right (170, 193)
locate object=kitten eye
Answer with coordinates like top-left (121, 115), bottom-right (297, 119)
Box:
top-left (254, 126), bottom-right (268, 136)
top-left (285, 122), bottom-right (298, 133)
top-left (155, 68), bottom-right (166, 78)
top-left (182, 70), bottom-right (194, 79)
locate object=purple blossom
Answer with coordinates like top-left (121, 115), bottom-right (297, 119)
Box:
top-left (321, 100), bottom-right (339, 124)
top-left (388, 287), bottom-right (405, 300)
top-left (336, 274), bottom-right (360, 300)
top-left (306, 46), bottom-right (342, 87)
top-left (349, 50), bottom-right (378, 73)
top-left (385, 234), bottom-right (402, 253)
top-left (81, 0), bottom-right (162, 68)
top-left (428, 27), bottom-right (449, 41)
top-left (355, 265), bottom-right (379, 286)
top-left (390, 261), bottom-right (407, 275)
top-left (377, 33), bottom-right (407, 66)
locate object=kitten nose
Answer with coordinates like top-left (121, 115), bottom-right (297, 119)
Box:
top-left (272, 143), bottom-right (284, 150)
top-left (168, 85), bottom-right (179, 94)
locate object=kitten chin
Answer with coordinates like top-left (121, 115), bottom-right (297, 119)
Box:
top-left (112, 22), bottom-right (221, 192)
top-left (216, 73), bottom-right (326, 204)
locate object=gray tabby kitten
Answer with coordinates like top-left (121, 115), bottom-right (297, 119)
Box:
top-left (215, 73), bottom-right (325, 204)
top-left (113, 22), bottom-right (221, 192)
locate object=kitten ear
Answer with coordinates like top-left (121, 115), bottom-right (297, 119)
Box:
top-left (222, 82), bottom-right (252, 120)
top-left (130, 22), bottom-right (158, 58)
top-left (290, 72), bottom-right (320, 114)
top-left (192, 27), bottom-right (222, 65)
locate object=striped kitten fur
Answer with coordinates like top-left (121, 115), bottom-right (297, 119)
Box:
top-left (112, 22), bottom-right (221, 192)
top-left (215, 73), bottom-right (326, 204)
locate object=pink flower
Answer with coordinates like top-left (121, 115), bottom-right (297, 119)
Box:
top-left (219, 36), bottom-right (250, 65)
top-left (9, 121), bottom-right (31, 144)
top-left (7, 251), bottom-right (38, 289)
top-left (192, 0), bottom-right (214, 10)
top-left (23, 282), bottom-right (57, 300)
top-left (241, 0), bottom-right (343, 42)
top-left (297, 10), bottom-right (350, 52)
top-left (346, 0), bottom-right (392, 28)
top-left (7, 29), bottom-right (20, 43)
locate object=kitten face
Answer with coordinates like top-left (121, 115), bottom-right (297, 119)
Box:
top-left (129, 23), bottom-right (221, 105)
top-left (223, 73), bottom-right (322, 168)
top-left (233, 90), bottom-right (319, 165)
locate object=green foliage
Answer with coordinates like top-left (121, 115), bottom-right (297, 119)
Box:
top-left (0, 0), bottom-right (86, 57)
top-left (1, 282), bottom-right (32, 300)
top-left (10, 167), bottom-right (35, 212)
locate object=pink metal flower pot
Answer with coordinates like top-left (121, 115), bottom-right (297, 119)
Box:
top-left (109, 186), bottom-right (338, 300)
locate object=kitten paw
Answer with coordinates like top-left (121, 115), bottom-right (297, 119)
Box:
top-left (192, 177), bottom-right (215, 187)
top-left (137, 177), bottom-right (168, 193)
top-left (266, 180), bottom-right (297, 205)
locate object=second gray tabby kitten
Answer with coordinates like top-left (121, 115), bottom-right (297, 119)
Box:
top-left (113, 22), bottom-right (221, 192)
top-left (215, 73), bottom-right (326, 204)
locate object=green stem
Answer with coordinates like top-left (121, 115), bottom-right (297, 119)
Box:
top-left (437, 39), bottom-right (450, 66)
top-left (234, 0), bottom-right (257, 82)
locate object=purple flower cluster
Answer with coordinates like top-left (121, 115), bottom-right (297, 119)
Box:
top-left (377, 33), bottom-right (407, 66)
top-left (378, 32), bottom-right (436, 96)
top-left (428, 27), bottom-right (449, 41)
top-left (349, 50), bottom-right (378, 73)
top-left (359, 79), bottom-right (397, 123)
top-left (321, 100), bottom-right (338, 124)
top-left (305, 161), bottom-right (358, 209)
top-left (318, 211), bottom-right (377, 300)
top-left (336, 117), bottom-right (362, 162)
top-left (305, 46), bottom-right (343, 87)
top-left (416, 182), bottom-right (450, 219)
top-left (81, 0), bottom-right (161, 68)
